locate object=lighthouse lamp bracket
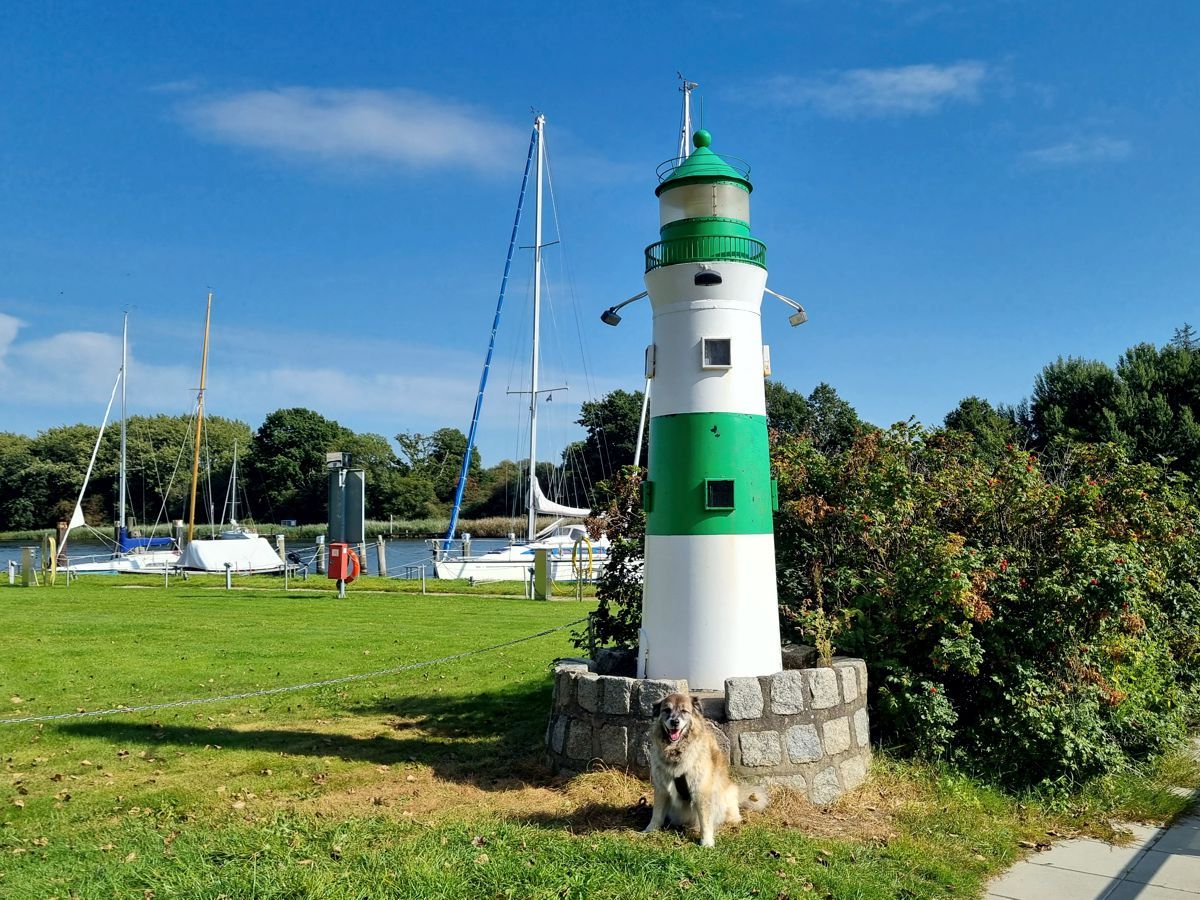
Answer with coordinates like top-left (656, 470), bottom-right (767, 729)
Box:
top-left (764, 287), bottom-right (808, 327)
top-left (600, 290), bottom-right (649, 327)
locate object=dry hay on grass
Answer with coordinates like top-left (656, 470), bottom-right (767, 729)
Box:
top-left (310, 757), bottom-right (904, 843)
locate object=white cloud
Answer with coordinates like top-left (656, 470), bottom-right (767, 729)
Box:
top-left (1021, 136), bottom-right (1132, 167)
top-left (760, 61), bottom-right (988, 118)
top-left (178, 87), bottom-right (526, 174)
top-left (0, 312), bottom-right (22, 368)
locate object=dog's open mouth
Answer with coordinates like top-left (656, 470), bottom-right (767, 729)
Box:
top-left (667, 728), bottom-right (683, 742)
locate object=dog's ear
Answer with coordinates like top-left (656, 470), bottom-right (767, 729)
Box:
top-left (651, 699), bottom-right (663, 718)
top-left (690, 695), bottom-right (705, 719)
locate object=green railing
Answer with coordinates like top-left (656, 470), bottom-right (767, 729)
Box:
top-left (644, 235), bottom-right (767, 272)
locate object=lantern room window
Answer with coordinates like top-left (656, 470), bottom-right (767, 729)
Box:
top-left (702, 337), bottom-right (732, 369)
top-left (659, 182), bottom-right (750, 228)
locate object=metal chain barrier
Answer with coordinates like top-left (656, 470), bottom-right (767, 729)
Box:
top-left (0, 617), bottom-right (586, 727)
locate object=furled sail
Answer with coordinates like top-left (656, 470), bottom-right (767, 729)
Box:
top-left (63, 366), bottom-right (122, 551)
top-left (531, 476), bottom-right (590, 518)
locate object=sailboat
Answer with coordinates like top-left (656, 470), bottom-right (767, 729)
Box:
top-left (66, 313), bottom-right (181, 574)
top-left (432, 114), bottom-right (609, 583)
top-left (174, 293), bottom-right (283, 573)
top-left (217, 442), bottom-right (258, 540)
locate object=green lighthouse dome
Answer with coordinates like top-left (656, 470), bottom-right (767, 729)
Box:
top-left (655, 130), bottom-right (753, 196)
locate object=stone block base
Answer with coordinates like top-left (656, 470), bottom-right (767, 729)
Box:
top-left (545, 657), bottom-right (871, 806)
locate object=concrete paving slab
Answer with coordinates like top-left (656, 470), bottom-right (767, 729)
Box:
top-left (1120, 823), bottom-right (1166, 843)
top-left (1152, 822), bottom-right (1200, 855)
top-left (1124, 849), bottom-right (1200, 892)
top-left (987, 861), bottom-right (1117, 899)
top-left (1104, 882), bottom-right (1200, 899)
top-left (1026, 837), bottom-right (1147, 879)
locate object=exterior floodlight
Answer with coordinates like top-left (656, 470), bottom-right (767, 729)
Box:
top-left (764, 287), bottom-right (808, 327)
top-left (599, 290), bottom-right (649, 327)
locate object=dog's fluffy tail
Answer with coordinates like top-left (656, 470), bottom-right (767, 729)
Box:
top-left (738, 783), bottom-right (769, 813)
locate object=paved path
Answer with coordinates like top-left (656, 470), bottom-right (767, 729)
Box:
top-left (988, 751), bottom-right (1199, 900)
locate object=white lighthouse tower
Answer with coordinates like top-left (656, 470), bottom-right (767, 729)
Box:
top-left (638, 126), bottom-right (788, 691)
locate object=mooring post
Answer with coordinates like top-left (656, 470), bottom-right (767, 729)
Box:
top-left (8, 560), bottom-right (15, 586)
top-left (21, 548), bottom-right (34, 587)
top-left (375, 536), bottom-right (387, 577)
top-left (163, 566), bottom-right (169, 589)
top-left (316, 535), bottom-right (326, 574)
top-left (275, 534), bottom-right (286, 565)
top-left (224, 562), bottom-right (232, 590)
top-left (420, 564), bottom-right (426, 594)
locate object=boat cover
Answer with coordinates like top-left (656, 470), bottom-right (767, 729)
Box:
top-left (176, 537), bottom-right (283, 572)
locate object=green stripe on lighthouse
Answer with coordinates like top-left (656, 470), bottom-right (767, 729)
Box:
top-left (646, 412), bottom-right (773, 535)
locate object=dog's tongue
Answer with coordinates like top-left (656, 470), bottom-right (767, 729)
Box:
top-left (668, 729), bottom-right (682, 742)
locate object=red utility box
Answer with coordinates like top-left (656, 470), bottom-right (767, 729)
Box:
top-left (327, 542), bottom-right (359, 581)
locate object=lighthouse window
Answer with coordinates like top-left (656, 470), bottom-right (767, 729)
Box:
top-left (694, 270), bottom-right (722, 286)
top-left (705, 479), bottom-right (735, 510)
top-left (702, 337), bottom-right (732, 369)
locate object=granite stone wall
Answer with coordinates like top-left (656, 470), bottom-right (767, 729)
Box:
top-left (545, 657), bottom-right (870, 805)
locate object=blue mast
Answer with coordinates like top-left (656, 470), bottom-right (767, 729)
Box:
top-left (442, 121), bottom-right (539, 550)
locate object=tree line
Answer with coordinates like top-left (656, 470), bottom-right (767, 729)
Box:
top-left (4, 324), bottom-right (1195, 537)
top-left (0, 396), bottom-right (652, 532)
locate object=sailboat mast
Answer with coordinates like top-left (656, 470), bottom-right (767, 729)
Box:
top-left (526, 114), bottom-right (545, 543)
top-left (186, 292), bottom-right (213, 543)
top-left (230, 441), bottom-right (238, 524)
top-left (118, 311), bottom-right (128, 537)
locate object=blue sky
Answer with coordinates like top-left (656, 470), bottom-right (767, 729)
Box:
top-left (2, 1), bottom-right (1198, 468)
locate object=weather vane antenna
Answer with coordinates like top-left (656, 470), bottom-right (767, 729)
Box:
top-left (677, 74), bottom-right (700, 160)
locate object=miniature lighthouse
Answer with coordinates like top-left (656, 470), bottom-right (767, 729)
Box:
top-left (639, 128), bottom-right (785, 691)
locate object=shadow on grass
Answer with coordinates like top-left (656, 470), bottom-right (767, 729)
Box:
top-left (59, 678), bottom-right (564, 791)
top-left (519, 800), bottom-right (651, 835)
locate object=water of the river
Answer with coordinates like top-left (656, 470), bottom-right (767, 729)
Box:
top-left (0, 537), bottom-right (512, 579)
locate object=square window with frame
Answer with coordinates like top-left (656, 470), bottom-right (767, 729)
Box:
top-left (702, 337), bottom-right (732, 369)
top-left (705, 478), bottom-right (735, 510)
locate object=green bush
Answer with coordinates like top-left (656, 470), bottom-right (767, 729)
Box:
top-left (773, 426), bottom-right (1200, 789)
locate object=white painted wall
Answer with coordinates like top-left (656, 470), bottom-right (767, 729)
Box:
top-left (642, 533), bottom-right (783, 690)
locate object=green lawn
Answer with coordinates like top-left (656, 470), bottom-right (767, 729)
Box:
top-left (1, 580), bottom-right (1195, 899)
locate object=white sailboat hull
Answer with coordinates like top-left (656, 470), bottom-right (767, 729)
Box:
top-left (69, 549), bottom-right (181, 574)
top-left (434, 532), bottom-right (609, 583)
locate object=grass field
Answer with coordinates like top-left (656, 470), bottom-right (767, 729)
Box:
top-left (1, 579), bottom-right (1196, 899)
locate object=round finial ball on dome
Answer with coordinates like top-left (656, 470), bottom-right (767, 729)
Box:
top-left (692, 129), bottom-right (712, 149)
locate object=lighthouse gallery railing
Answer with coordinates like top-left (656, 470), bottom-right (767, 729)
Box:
top-left (644, 234), bottom-right (767, 273)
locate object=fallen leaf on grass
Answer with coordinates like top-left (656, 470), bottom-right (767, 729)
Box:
top-left (99, 844), bottom-right (115, 852)
top-left (79, 760), bottom-right (93, 767)
top-left (297, 859), bottom-right (314, 866)
top-left (8, 697), bottom-right (20, 705)
top-left (10, 799), bottom-right (23, 808)
top-left (474, 853), bottom-right (489, 865)
top-left (471, 836), bottom-right (487, 848)
top-left (124, 851), bottom-right (137, 863)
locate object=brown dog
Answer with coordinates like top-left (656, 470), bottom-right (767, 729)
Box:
top-left (642, 693), bottom-right (766, 846)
